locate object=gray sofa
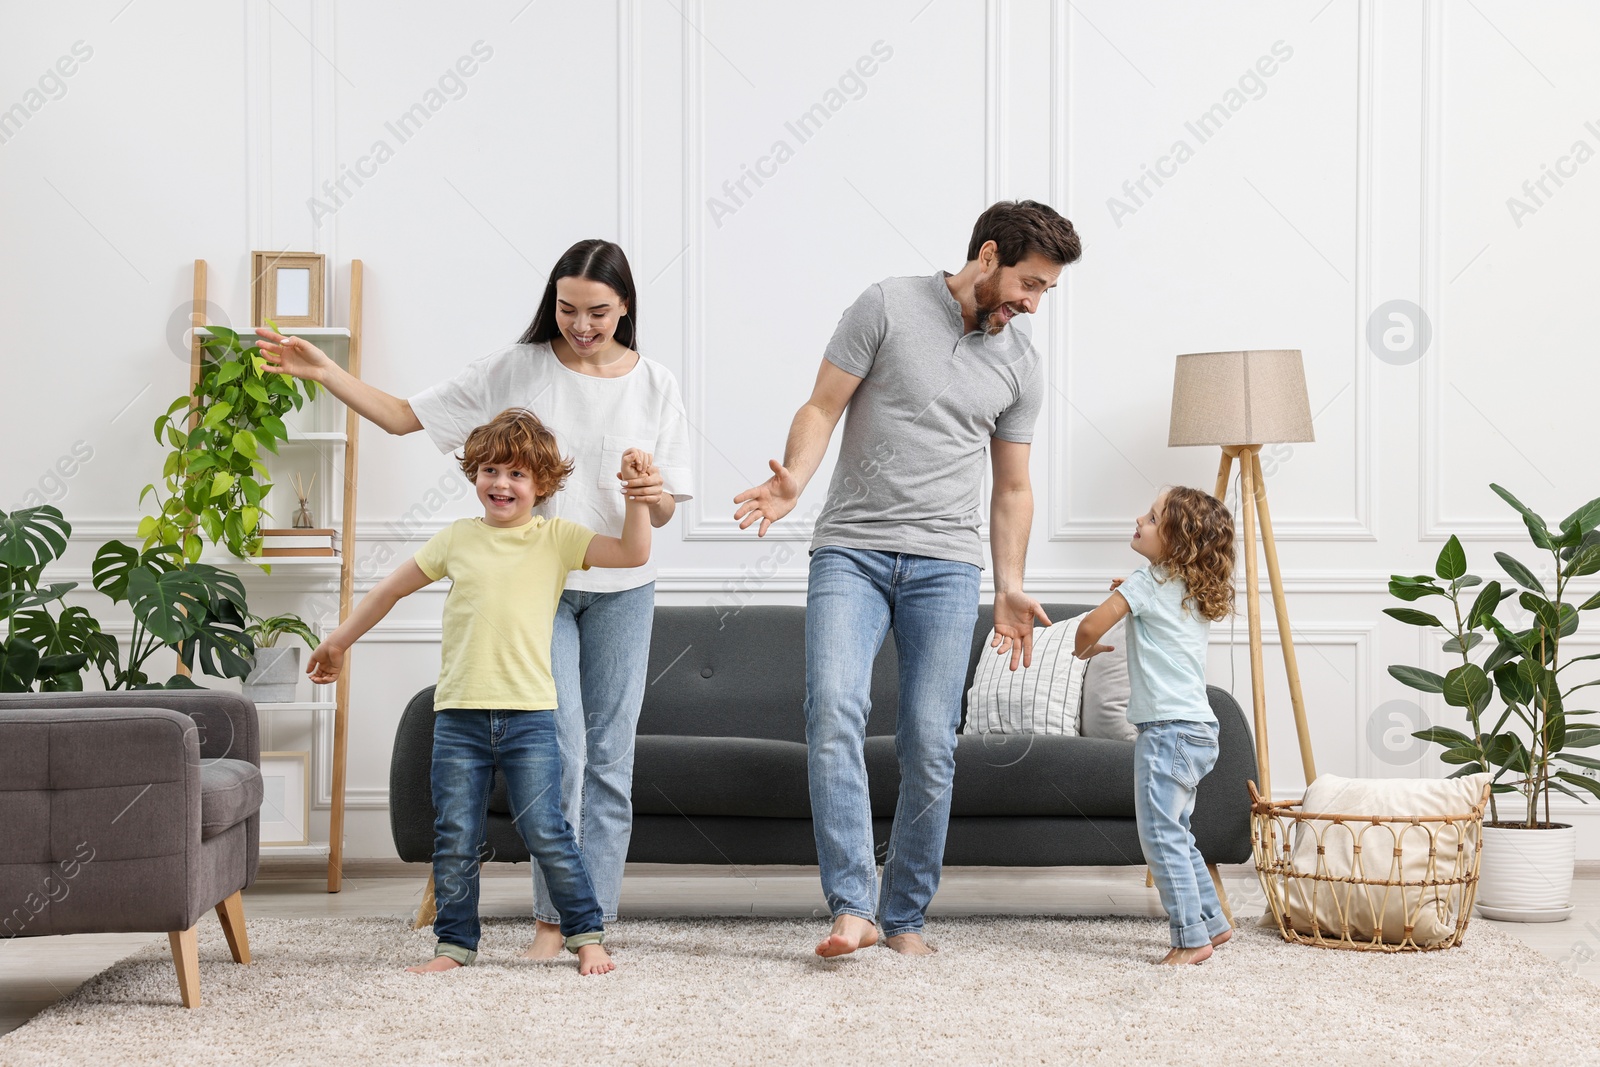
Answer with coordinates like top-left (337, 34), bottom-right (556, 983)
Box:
top-left (391, 603), bottom-right (1257, 875)
top-left (0, 690), bottom-right (263, 1008)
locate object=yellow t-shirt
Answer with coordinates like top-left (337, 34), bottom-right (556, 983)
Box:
top-left (413, 516), bottom-right (596, 710)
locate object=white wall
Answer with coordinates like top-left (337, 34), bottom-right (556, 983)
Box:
top-left (3, 0), bottom-right (1597, 858)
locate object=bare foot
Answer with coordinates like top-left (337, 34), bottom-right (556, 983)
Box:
top-left (406, 955), bottom-right (462, 974)
top-left (519, 920), bottom-right (566, 960)
top-left (1210, 928), bottom-right (1233, 948)
top-left (815, 914), bottom-right (879, 958)
top-left (884, 932), bottom-right (936, 956)
top-left (577, 943), bottom-right (615, 976)
top-left (1156, 944), bottom-right (1213, 966)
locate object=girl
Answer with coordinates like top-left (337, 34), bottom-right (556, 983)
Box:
top-left (258, 240), bottom-right (693, 958)
top-left (1074, 486), bottom-right (1236, 965)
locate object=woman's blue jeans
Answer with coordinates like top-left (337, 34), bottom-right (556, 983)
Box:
top-left (532, 582), bottom-right (656, 925)
top-left (804, 546), bottom-right (980, 938)
top-left (432, 708), bottom-right (603, 955)
top-left (1133, 718), bottom-right (1231, 948)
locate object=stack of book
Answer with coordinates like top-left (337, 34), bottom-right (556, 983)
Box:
top-left (259, 529), bottom-right (338, 557)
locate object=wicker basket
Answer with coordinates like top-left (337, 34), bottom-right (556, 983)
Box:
top-left (1249, 781), bottom-right (1490, 951)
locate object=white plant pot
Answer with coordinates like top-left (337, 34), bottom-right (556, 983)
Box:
top-left (1475, 822), bottom-right (1577, 919)
top-left (242, 646), bottom-right (301, 703)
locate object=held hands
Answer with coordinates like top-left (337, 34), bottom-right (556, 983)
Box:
top-left (256, 328), bottom-right (336, 382)
top-left (990, 591), bottom-right (1053, 672)
top-left (306, 642), bottom-right (345, 684)
top-left (732, 459), bottom-right (800, 538)
top-left (617, 448), bottom-right (661, 504)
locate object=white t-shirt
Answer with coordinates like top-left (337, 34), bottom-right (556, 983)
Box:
top-left (408, 342), bottom-right (695, 593)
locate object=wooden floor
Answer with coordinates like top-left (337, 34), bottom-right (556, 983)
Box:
top-left (5, 861), bottom-right (1598, 1035)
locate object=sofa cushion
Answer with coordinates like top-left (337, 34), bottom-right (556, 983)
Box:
top-left (963, 617), bottom-right (1086, 736)
top-left (864, 734), bottom-right (1137, 819)
top-left (1079, 617), bottom-right (1135, 741)
top-left (200, 759), bottom-right (263, 840)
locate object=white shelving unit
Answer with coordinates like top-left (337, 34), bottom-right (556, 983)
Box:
top-left (190, 260), bottom-right (365, 893)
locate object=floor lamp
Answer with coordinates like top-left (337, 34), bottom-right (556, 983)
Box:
top-left (1168, 350), bottom-right (1317, 801)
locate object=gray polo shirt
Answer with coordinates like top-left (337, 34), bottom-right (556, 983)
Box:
top-left (809, 272), bottom-right (1043, 569)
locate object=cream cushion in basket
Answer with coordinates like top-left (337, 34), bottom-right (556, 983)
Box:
top-left (962, 616), bottom-right (1086, 735)
top-left (1287, 772), bottom-right (1490, 946)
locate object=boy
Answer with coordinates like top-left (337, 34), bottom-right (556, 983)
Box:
top-left (306, 407), bottom-right (652, 976)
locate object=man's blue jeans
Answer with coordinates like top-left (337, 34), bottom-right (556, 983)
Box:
top-left (432, 708), bottom-right (604, 957)
top-left (533, 582), bottom-right (656, 925)
top-left (1133, 718), bottom-right (1231, 948)
top-left (804, 546), bottom-right (980, 937)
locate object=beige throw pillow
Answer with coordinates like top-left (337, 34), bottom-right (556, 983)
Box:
top-left (962, 616), bottom-right (1086, 735)
top-left (1078, 617), bottom-right (1135, 742)
top-left (1285, 772), bottom-right (1490, 946)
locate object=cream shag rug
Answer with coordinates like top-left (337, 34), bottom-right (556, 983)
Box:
top-left (4, 916), bottom-right (1599, 1065)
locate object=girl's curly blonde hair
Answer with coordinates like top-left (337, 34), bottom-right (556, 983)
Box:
top-left (1154, 486), bottom-right (1235, 622)
top-left (458, 408), bottom-right (575, 507)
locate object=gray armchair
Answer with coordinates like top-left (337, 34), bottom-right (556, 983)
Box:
top-left (0, 689), bottom-right (263, 1008)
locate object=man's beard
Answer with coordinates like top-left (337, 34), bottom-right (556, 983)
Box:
top-left (973, 273), bottom-right (1012, 335)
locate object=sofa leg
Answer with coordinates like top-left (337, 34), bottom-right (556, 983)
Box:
top-left (168, 926), bottom-right (201, 1008)
top-left (414, 873), bottom-right (437, 931)
top-left (215, 890), bottom-right (251, 965)
top-left (1207, 863), bottom-right (1236, 928)
top-left (1145, 868), bottom-right (1154, 888)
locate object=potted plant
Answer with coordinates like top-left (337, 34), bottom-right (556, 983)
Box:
top-left (88, 539), bottom-right (257, 689)
top-left (1388, 484), bottom-right (1600, 921)
top-left (1, 506), bottom-right (99, 691)
top-left (240, 613), bottom-right (320, 703)
top-left (139, 322), bottom-right (317, 565)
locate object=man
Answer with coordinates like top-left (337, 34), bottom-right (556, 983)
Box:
top-left (733, 200), bottom-right (1082, 956)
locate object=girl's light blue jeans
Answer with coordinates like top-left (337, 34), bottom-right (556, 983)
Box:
top-left (804, 546), bottom-right (980, 938)
top-left (532, 581), bottom-right (655, 925)
top-left (1133, 717), bottom-right (1232, 949)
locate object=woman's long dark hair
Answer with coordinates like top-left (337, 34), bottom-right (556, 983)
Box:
top-left (517, 239), bottom-right (638, 351)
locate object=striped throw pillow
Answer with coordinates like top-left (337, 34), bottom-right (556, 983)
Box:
top-left (961, 615), bottom-right (1087, 735)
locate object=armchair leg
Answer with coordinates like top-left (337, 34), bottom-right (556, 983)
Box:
top-left (168, 926), bottom-right (200, 1008)
top-left (414, 872), bottom-right (437, 931)
top-left (1207, 863), bottom-right (1236, 928)
top-left (215, 890), bottom-right (251, 964)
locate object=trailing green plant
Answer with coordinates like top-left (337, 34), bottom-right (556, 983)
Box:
top-left (140, 322), bottom-right (318, 564)
top-left (0, 505), bottom-right (101, 692)
top-left (244, 612), bottom-right (320, 650)
top-left (1388, 484), bottom-right (1600, 828)
top-left (87, 540), bottom-right (256, 689)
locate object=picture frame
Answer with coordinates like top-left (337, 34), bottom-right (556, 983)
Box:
top-left (258, 750), bottom-right (312, 847)
top-left (251, 251), bottom-right (326, 327)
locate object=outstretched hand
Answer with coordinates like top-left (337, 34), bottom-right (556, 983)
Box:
top-left (732, 459), bottom-right (800, 538)
top-left (991, 591), bottom-right (1052, 672)
top-left (256, 328), bottom-right (335, 382)
top-left (306, 643), bottom-right (345, 684)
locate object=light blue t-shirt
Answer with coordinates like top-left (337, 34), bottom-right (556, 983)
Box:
top-left (1117, 563), bottom-right (1215, 725)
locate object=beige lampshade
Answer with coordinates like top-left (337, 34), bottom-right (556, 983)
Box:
top-left (1167, 349), bottom-right (1314, 447)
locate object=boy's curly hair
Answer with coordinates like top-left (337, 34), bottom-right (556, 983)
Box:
top-left (1154, 486), bottom-right (1235, 622)
top-left (458, 408), bottom-right (574, 507)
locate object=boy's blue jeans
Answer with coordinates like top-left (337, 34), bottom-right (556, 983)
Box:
top-left (804, 546), bottom-right (980, 938)
top-left (431, 708), bottom-right (604, 961)
top-left (1133, 718), bottom-right (1231, 949)
top-left (533, 582), bottom-right (655, 925)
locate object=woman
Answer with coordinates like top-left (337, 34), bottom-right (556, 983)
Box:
top-left (257, 239), bottom-right (693, 958)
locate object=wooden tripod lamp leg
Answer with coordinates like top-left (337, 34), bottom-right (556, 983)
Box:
top-left (1249, 450), bottom-right (1316, 785)
top-left (1237, 446), bottom-right (1270, 800)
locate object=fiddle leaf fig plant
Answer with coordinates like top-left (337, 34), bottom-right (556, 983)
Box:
top-left (139, 322), bottom-right (317, 565)
top-left (1387, 484), bottom-right (1600, 828)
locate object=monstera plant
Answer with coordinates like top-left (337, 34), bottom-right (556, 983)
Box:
top-left (0, 506), bottom-right (99, 691)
